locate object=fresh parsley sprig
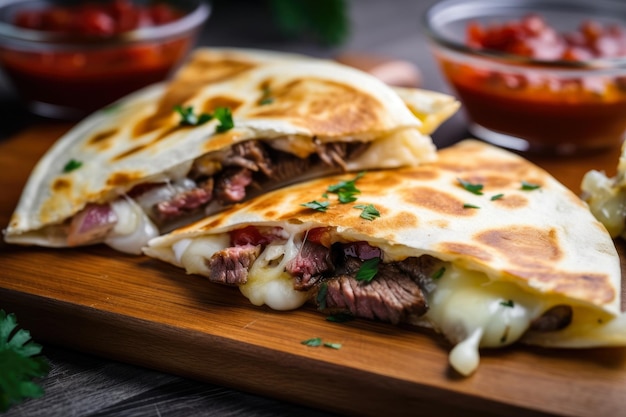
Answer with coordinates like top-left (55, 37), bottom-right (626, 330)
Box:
top-left (457, 178), bottom-right (484, 195)
top-left (174, 105), bottom-right (234, 133)
top-left (301, 200), bottom-right (330, 212)
top-left (521, 181), bottom-right (541, 191)
top-left (62, 159), bottom-right (82, 173)
top-left (327, 171), bottom-right (364, 203)
top-left (354, 204), bottom-right (380, 221)
top-left (0, 310), bottom-right (50, 412)
top-left (355, 257), bottom-right (380, 282)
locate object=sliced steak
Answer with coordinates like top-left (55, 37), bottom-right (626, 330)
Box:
top-left (207, 244), bottom-right (261, 286)
top-left (223, 140), bottom-right (273, 176)
top-left (530, 305), bottom-right (573, 332)
top-left (154, 178), bottom-right (214, 222)
top-left (320, 261), bottom-right (429, 325)
top-left (214, 167), bottom-right (253, 203)
top-left (286, 240), bottom-right (334, 290)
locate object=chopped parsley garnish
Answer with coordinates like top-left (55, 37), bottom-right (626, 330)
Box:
top-left (431, 266), bottom-right (446, 280)
top-left (354, 204), bottom-right (380, 221)
top-left (301, 337), bottom-right (323, 347)
top-left (355, 257), bottom-right (380, 282)
top-left (457, 178), bottom-right (484, 195)
top-left (500, 299), bottom-right (515, 308)
top-left (214, 107), bottom-right (234, 133)
top-left (323, 342), bottom-right (342, 350)
top-left (316, 283), bottom-right (328, 310)
top-left (174, 105), bottom-right (212, 126)
top-left (258, 86), bottom-right (274, 105)
top-left (174, 105), bottom-right (234, 133)
top-left (62, 159), bottom-right (83, 173)
top-left (301, 200), bottom-right (330, 212)
top-left (326, 313), bottom-right (354, 323)
top-left (0, 310), bottom-right (50, 412)
top-left (463, 203), bottom-right (480, 209)
top-left (490, 193), bottom-right (504, 201)
top-left (521, 181), bottom-right (541, 191)
top-left (327, 171), bottom-right (364, 203)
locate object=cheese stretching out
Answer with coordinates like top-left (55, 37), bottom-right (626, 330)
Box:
top-left (145, 140), bottom-right (626, 376)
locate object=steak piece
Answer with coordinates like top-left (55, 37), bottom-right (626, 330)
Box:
top-left (223, 140), bottom-right (273, 176)
top-left (286, 240), bottom-right (334, 290)
top-left (530, 305), bottom-right (573, 332)
top-left (318, 259), bottom-right (430, 325)
top-left (207, 244), bottom-right (261, 286)
top-left (214, 167), bottom-right (253, 203)
top-left (154, 178), bottom-right (214, 222)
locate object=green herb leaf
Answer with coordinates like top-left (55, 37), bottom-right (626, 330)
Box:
top-left (431, 266), bottom-right (446, 280)
top-left (327, 172), bottom-right (364, 203)
top-left (301, 337), bottom-right (323, 347)
top-left (0, 310), bottom-right (50, 412)
top-left (316, 283), bottom-right (328, 310)
top-left (355, 257), bottom-right (380, 282)
top-left (214, 107), bottom-right (234, 133)
top-left (500, 299), bottom-right (515, 308)
top-left (457, 178), bottom-right (484, 195)
top-left (62, 159), bottom-right (82, 173)
top-left (463, 203), bottom-right (480, 209)
top-left (326, 313), bottom-right (354, 323)
top-left (301, 200), bottom-right (330, 212)
top-left (521, 181), bottom-right (540, 191)
top-left (174, 105), bottom-right (213, 126)
top-left (490, 193), bottom-right (504, 201)
top-left (323, 342), bottom-right (342, 349)
top-left (259, 86), bottom-right (274, 105)
top-left (354, 204), bottom-right (380, 221)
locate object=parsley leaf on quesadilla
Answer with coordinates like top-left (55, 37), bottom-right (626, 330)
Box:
top-left (214, 107), bottom-right (234, 132)
top-left (431, 266), bottom-right (446, 280)
top-left (327, 171), bottom-right (364, 203)
top-left (174, 105), bottom-right (212, 126)
top-left (521, 181), bottom-right (541, 191)
top-left (491, 193), bottom-right (504, 201)
top-left (356, 257), bottom-right (380, 282)
top-left (463, 203), bottom-right (480, 209)
top-left (62, 159), bottom-right (82, 173)
top-left (354, 204), bottom-right (380, 221)
top-left (258, 86), bottom-right (274, 105)
top-left (301, 200), bottom-right (330, 211)
top-left (457, 178), bottom-right (484, 195)
top-left (323, 342), bottom-right (342, 349)
top-left (500, 300), bottom-right (515, 308)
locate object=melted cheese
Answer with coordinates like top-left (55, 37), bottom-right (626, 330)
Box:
top-left (105, 199), bottom-right (159, 254)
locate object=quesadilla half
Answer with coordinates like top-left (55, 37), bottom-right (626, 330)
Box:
top-left (144, 139), bottom-right (625, 376)
top-left (3, 48), bottom-right (458, 254)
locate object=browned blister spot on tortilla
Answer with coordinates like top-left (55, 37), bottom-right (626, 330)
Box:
top-left (508, 269), bottom-right (615, 305)
top-left (52, 178), bottom-right (71, 192)
top-left (477, 226), bottom-right (562, 268)
top-left (395, 167), bottom-right (439, 182)
top-left (87, 128), bottom-right (118, 150)
top-left (106, 171), bottom-right (143, 187)
top-left (439, 242), bottom-right (493, 262)
top-left (249, 78), bottom-right (383, 136)
top-left (493, 194), bottom-right (528, 209)
top-left (202, 95), bottom-right (243, 114)
top-left (405, 186), bottom-right (475, 216)
top-left (111, 143), bottom-right (150, 161)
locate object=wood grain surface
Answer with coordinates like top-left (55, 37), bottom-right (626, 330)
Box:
top-left (1, 124), bottom-right (626, 417)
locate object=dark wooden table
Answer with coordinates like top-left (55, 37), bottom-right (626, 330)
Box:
top-left (0, 1), bottom-right (471, 416)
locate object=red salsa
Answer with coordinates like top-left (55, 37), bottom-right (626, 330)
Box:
top-left (0, 0), bottom-right (196, 117)
top-left (438, 14), bottom-right (626, 153)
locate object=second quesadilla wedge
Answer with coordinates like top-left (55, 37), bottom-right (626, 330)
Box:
top-left (3, 48), bottom-right (458, 254)
top-left (144, 139), bottom-right (626, 376)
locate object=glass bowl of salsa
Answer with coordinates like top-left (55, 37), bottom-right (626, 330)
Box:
top-left (0, 0), bottom-right (210, 120)
top-left (424, 0), bottom-right (626, 155)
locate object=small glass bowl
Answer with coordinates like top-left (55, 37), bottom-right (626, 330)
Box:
top-left (0, 0), bottom-right (210, 120)
top-left (424, 0), bottom-right (626, 155)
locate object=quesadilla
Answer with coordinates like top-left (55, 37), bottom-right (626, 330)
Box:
top-left (3, 48), bottom-right (458, 254)
top-left (144, 139), bottom-right (626, 376)
top-left (581, 142), bottom-right (626, 239)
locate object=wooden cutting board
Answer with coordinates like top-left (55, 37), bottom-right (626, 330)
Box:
top-left (2, 123), bottom-right (626, 417)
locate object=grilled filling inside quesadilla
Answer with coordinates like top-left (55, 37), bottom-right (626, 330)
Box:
top-left (57, 139), bottom-right (374, 253)
top-left (161, 223), bottom-right (616, 376)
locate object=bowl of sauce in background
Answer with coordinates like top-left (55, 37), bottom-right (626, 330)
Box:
top-left (0, 0), bottom-right (210, 120)
top-left (424, 0), bottom-right (626, 156)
